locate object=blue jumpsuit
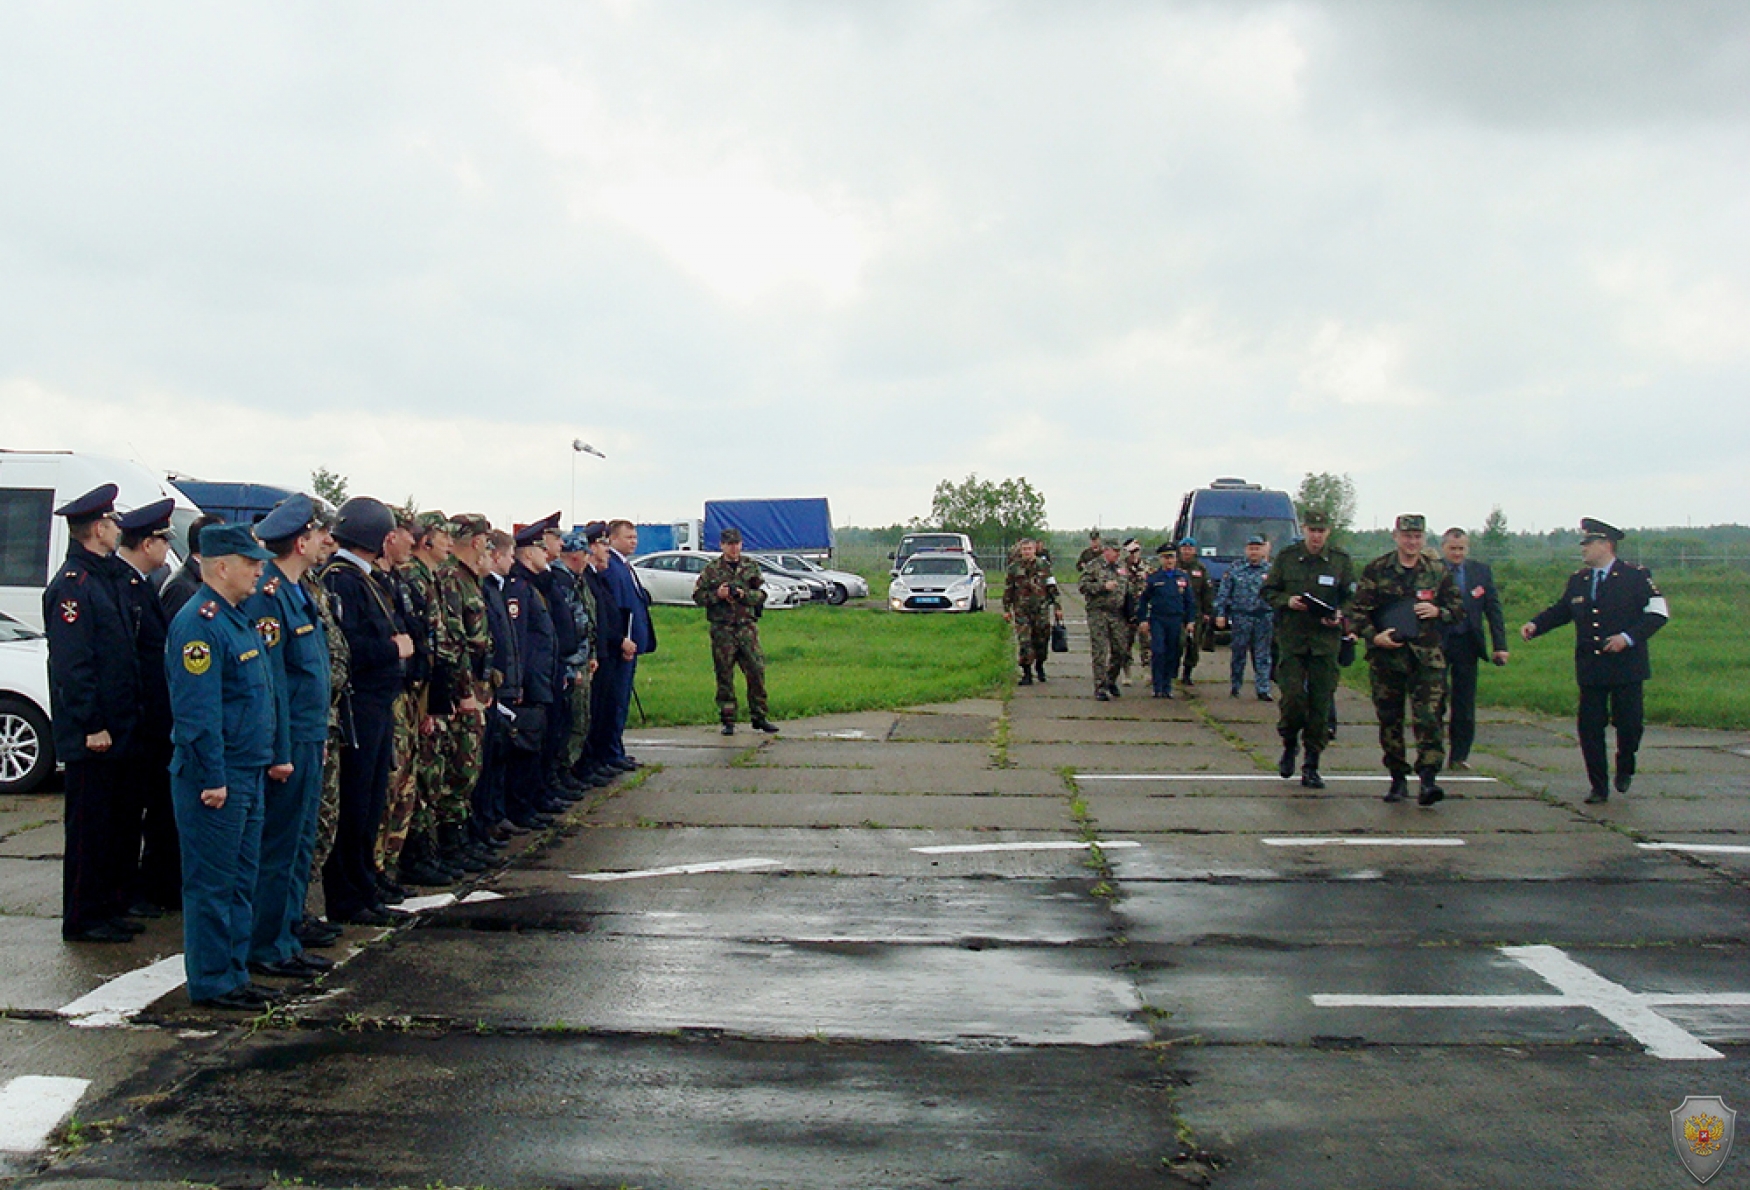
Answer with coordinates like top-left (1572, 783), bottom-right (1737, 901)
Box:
top-left (165, 587), bottom-right (275, 1002)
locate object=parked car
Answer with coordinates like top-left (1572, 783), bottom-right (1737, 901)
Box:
top-left (888, 551), bottom-right (987, 613)
top-left (630, 551), bottom-right (808, 609)
top-left (888, 531), bottom-right (975, 577)
top-left (754, 554), bottom-right (870, 605)
top-left (0, 610), bottom-right (54, 794)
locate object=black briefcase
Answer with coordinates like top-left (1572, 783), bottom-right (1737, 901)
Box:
top-left (1050, 622), bottom-right (1070, 653)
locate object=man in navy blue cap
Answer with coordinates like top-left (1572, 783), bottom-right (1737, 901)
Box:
top-left (114, 498), bottom-right (182, 917)
top-left (165, 523), bottom-right (283, 1010)
top-left (500, 519), bottom-right (564, 829)
top-left (45, 484), bottom-right (151, 943)
top-left (241, 496), bottom-right (334, 980)
top-left (1522, 518), bottom-right (1670, 804)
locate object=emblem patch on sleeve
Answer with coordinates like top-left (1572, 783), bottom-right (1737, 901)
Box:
top-left (198, 601), bottom-right (218, 620)
top-left (59, 600), bottom-right (79, 624)
top-left (255, 617), bottom-right (282, 648)
top-left (182, 641), bottom-right (212, 675)
top-left (507, 598), bottom-right (521, 619)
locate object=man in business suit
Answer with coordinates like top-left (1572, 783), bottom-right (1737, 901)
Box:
top-left (1438, 528), bottom-right (1510, 769)
top-left (1522, 518), bottom-right (1670, 804)
top-left (585, 519), bottom-right (656, 775)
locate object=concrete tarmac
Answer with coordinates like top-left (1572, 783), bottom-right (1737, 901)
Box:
top-left (4, 595), bottom-right (1749, 1188)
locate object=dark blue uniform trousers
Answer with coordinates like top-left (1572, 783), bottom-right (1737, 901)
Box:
top-left (173, 767), bottom-right (266, 1002)
top-left (588, 654), bottom-right (636, 765)
top-left (251, 740), bottom-right (323, 964)
top-left (324, 694), bottom-right (395, 920)
top-left (1149, 621), bottom-right (1186, 695)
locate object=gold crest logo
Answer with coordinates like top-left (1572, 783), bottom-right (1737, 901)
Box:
top-left (182, 641), bottom-right (212, 675)
top-left (255, 617), bottom-right (282, 648)
top-left (1672, 1095), bottom-right (1737, 1183)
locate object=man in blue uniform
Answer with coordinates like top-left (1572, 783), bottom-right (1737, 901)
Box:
top-left (114, 498), bottom-right (181, 916)
top-left (1522, 518), bottom-right (1670, 804)
top-left (1215, 535), bottom-right (1275, 700)
top-left (1133, 544), bottom-right (1196, 698)
top-left (242, 496), bottom-right (334, 979)
top-left (165, 524), bottom-right (281, 1010)
top-left (44, 484), bottom-right (147, 944)
top-left (502, 519), bottom-right (563, 828)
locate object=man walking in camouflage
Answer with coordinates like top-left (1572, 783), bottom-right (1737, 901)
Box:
top-left (1350, 514), bottom-right (1463, 806)
top-left (1261, 510), bottom-right (1354, 788)
top-left (694, 528), bottom-right (777, 736)
top-left (1079, 538), bottom-right (1129, 701)
top-left (1003, 537), bottom-right (1058, 686)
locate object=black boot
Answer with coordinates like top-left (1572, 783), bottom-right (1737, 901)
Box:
top-left (1384, 772), bottom-right (1409, 803)
top-left (1277, 742), bottom-right (1298, 779)
top-left (400, 833), bottom-right (450, 887)
top-left (1416, 767), bottom-right (1445, 807)
top-left (1614, 754), bottom-right (1634, 794)
top-left (1300, 751), bottom-right (1324, 789)
top-left (1035, 662), bottom-right (1047, 683)
top-left (1018, 665), bottom-right (1033, 687)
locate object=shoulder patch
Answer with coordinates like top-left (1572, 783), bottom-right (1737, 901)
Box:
top-left (507, 598), bottom-right (521, 619)
top-left (182, 640), bottom-right (212, 675)
top-left (198, 601), bottom-right (218, 620)
top-left (255, 617), bottom-right (282, 648)
top-left (59, 599), bottom-right (79, 624)
top-left (262, 577), bottom-right (280, 596)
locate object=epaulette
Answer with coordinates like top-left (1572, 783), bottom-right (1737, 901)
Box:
top-left (263, 577), bottom-right (280, 596)
top-left (198, 601), bottom-right (218, 620)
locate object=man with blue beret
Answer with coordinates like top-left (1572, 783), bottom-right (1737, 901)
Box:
top-left (240, 496), bottom-right (334, 981)
top-left (45, 484), bottom-right (149, 943)
top-left (165, 524), bottom-right (282, 1010)
top-left (114, 498), bottom-right (181, 917)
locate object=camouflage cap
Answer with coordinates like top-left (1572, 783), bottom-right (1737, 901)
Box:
top-left (449, 513), bottom-right (490, 539)
top-left (560, 528), bottom-right (589, 552)
top-left (1300, 509), bottom-right (1330, 530)
top-left (1394, 514), bottom-right (1426, 533)
top-left (719, 527), bottom-right (742, 545)
top-left (415, 510), bottom-right (455, 537)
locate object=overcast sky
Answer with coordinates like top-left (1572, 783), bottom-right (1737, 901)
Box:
top-left (4, 1), bottom-right (1746, 535)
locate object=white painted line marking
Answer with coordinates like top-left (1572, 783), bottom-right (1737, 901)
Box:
top-left (1312, 944), bottom-right (1743, 1060)
top-left (910, 840), bottom-right (1143, 855)
top-left (813, 729), bottom-right (874, 740)
top-left (1261, 837), bottom-right (1465, 848)
top-left (459, 890), bottom-right (505, 904)
top-left (1640, 843), bottom-right (1750, 856)
top-left (389, 893), bottom-right (457, 914)
top-left (571, 858), bottom-right (783, 882)
top-left (57, 954), bottom-right (186, 1028)
top-left (0, 1076), bottom-right (91, 1153)
top-left (1076, 773), bottom-right (1498, 783)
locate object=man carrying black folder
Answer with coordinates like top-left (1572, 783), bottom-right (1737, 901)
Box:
top-left (1261, 509), bottom-right (1355, 788)
top-left (1350, 514), bottom-right (1464, 805)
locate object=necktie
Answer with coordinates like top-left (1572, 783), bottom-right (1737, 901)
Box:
top-left (1590, 568), bottom-right (1606, 600)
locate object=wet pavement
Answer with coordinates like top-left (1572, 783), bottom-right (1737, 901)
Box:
top-left (3, 596), bottom-right (1749, 1188)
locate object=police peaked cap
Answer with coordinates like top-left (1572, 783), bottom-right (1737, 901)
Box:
top-left (1580, 517), bottom-right (1624, 543)
top-left (201, 523), bottom-right (274, 561)
top-left (1155, 543), bottom-right (1174, 555)
top-left (117, 497), bottom-right (175, 535)
top-left (583, 520), bottom-right (610, 544)
top-left (55, 484), bottom-right (119, 523)
top-left (255, 494), bottom-right (319, 542)
top-left (512, 522), bottom-right (547, 548)
top-left (535, 511), bottom-right (562, 536)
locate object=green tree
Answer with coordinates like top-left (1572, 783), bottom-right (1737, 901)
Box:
top-left (921, 474), bottom-right (1048, 545)
top-left (1294, 472), bottom-right (1358, 539)
top-left (1480, 505), bottom-right (1509, 552)
top-left (311, 466), bottom-right (349, 507)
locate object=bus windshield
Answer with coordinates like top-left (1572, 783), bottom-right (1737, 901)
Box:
top-left (1190, 515), bottom-right (1300, 559)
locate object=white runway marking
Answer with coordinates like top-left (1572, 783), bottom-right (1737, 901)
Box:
top-left (0, 1076), bottom-right (90, 1153)
top-left (56, 955), bottom-right (186, 1028)
top-left (459, 890), bottom-right (505, 904)
top-left (814, 729), bottom-right (875, 740)
top-left (1075, 773), bottom-right (1498, 783)
top-left (1639, 843), bottom-right (1750, 856)
top-left (390, 893), bottom-right (457, 914)
top-left (1312, 943), bottom-right (1750, 1060)
top-left (1261, 837), bottom-right (1465, 848)
top-left (571, 858), bottom-right (783, 882)
top-left (910, 840), bottom-right (1143, 855)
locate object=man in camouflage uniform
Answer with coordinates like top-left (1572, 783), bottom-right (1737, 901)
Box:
top-left (377, 512), bottom-right (433, 889)
top-left (1176, 539), bottom-right (1215, 687)
top-left (1350, 514), bottom-right (1464, 806)
top-left (301, 518), bottom-right (347, 948)
top-left (553, 529), bottom-right (600, 788)
top-left (1119, 539), bottom-right (1151, 686)
top-left (1078, 538), bottom-right (1128, 701)
top-left (1261, 509), bottom-right (1355, 788)
top-left (441, 515), bottom-right (497, 850)
top-left (1215, 535), bottom-right (1274, 699)
top-left (1075, 530), bottom-right (1104, 573)
top-left (1003, 537), bottom-right (1059, 686)
top-left (693, 528), bottom-right (776, 735)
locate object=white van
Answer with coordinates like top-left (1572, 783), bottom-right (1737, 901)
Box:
top-left (0, 451), bottom-right (201, 630)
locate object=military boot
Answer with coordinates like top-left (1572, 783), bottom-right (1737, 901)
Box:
top-left (442, 823), bottom-right (489, 873)
top-left (1416, 767), bottom-right (1445, 807)
top-left (1277, 741), bottom-right (1298, 779)
top-left (1383, 772), bottom-right (1409, 803)
top-left (1018, 665), bottom-right (1033, 687)
top-left (1034, 661), bottom-right (1047, 683)
top-left (1300, 750), bottom-right (1325, 789)
top-left (399, 833), bottom-right (450, 887)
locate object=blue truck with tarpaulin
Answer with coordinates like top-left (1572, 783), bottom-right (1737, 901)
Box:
top-left (170, 478), bottom-right (299, 525)
top-left (703, 498), bottom-right (835, 556)
top-left (1171, 478), bottom-right (1300, 581)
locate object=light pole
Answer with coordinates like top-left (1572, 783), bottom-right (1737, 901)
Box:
top-left (571, 439), bottom-right (606, 527)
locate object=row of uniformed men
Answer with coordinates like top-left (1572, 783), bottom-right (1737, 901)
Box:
top-left (44, 484), bottom-right (653, 1009)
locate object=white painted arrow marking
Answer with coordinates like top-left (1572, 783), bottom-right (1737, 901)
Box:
top-left (571, 858), bottom-right (783, 882)
top-left (56, 955), bottom-right (186, 1028)
top-left (1312, 944), bottom-right (1750, 1060)
top-left (0, 1076), bottom-right (91, 1153)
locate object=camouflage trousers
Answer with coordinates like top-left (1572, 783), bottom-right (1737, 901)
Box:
top-left (445, 707), bottom-right (486, 825)
top-left (409, 708), bottom-right (457, 838)
top-left (1128, 619), bottom-right (1150, 676)
top-left (307, 727), bottom-right (343, 916)
top-left (1010, 607), bottom-right (1052, 668)
top-left (1368, 650), bottom-right (1448, 775)
top-left (1087, 609), bottom-right (1128, 689)
top-left (1228, 613), bottom-right (1273, 694)
top-left (1275, 646), bottom-right (1339, 753)
top-left (378, 688), bottom-right (423, 869)
top-left (711, 623), bottom-right (767, 723)
top-left (561, 675), bottom-right (591, 772)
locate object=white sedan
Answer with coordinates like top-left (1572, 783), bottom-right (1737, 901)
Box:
top-left (0, 611), bottom-right (54, 794)
top-left (630, 551), bottom-right (808, 609)
top-left (756, 554), bottom-right (870, 605)
top-left (888, 552), bottom-right (987, 613)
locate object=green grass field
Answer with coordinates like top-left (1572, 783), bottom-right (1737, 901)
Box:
top-left (1343, 565), bottom-right (1749, 732)
top-left (631, 603), bottom-right (1014, 726)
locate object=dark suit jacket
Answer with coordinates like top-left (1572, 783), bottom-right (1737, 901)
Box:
top-left (603, 552), bottom-right (657, 655)
top-left (1529, 559), bottom-right (1669, 686)
top-left (1441, 558), bottom-right (1508, 661)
